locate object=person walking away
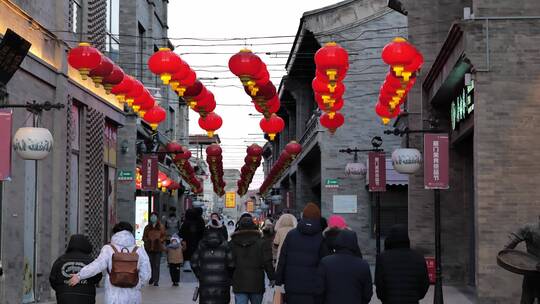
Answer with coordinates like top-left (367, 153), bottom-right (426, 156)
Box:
top-left (272, 213), bottom-right (298, 303)
top-left (323, 215), bottom-right (362, 257)
top-left (49, 234), bottom-right (102, 304)
top-left (143, 212), bottom-right (165, 286)
top-left (262, 219), bottom-right (276, 258)
top-left (68, 222), bottom-right (151, 304)
top-left (230, 217), bottom-right (275, 304)
top-left (208, 212), bottom-right (228, 241)
top-left (504, 216), bottom-right (540, 304)
top-left (191, 227), bottom-right (235, 304)
top-left (275, 202), bottom-right (329, 304)
top-left (318, 230), bottom-right (372, 304)
top-left (180, 208), bottom-right (206, 272)
top-left (375, 224), bottom-right (429, 304)
top-left (167, 234), bottom-right (184, 286)
top-left (165, 207), bottom-right (181, 244)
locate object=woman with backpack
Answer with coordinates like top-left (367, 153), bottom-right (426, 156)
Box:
top-left (69, 222), bottom-right (151, 304)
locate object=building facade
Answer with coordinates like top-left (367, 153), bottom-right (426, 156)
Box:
top-left (400, 0), bottom-right (540, 302)
top-left (263, 0), bottom-right (408, 260)
top-left (0, 0), bottom-right (186, 302)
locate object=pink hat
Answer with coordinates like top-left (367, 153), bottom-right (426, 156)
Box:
top-left (328, 215), bottom-right (347, 229)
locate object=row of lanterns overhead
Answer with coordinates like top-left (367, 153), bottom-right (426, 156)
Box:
top-left (229, 49), bottom-right (284, 141)
top-left (135, 167), bottom-right (181, 192)
top-left (67, 43), bottom-right (166, 130)
top-left (259, 141), bottom-right (302, 195)
top-left (237, 144), bottom-right (263, 196)
top-left (206, 144), bottom-right (226, 197)
top-left (167, 142), bottom-right (203, 194)
top-left (148, 48), bottom-right (223, 138)
top-left (376, 37), bottom-right (424, 124)
top-left (313, 42), bottom-right (349, 134)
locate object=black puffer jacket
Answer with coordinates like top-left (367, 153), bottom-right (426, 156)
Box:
top-left (319, 230), bottom-right (373, 304)
top-left (275, 219), bottom-right (328, 298)
top-left (230, 229), bottom-right (274, 293)
top-left (192, 230), bottom-right (235, 304)
top-left (323, 227), bottom-right (363, 258)
top-left (180, 208), bottom-right (206, 260)
top-left (49, 235), bottom-right (102, 304)
top-left (375, 225), bottom-right (430, 304)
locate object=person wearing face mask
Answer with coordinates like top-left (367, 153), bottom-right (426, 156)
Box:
top-left (143, 212), bottom-right (166, 286)
top-left (207, 212), bottom-right (229, 241)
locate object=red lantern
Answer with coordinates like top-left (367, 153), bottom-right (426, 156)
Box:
top-left (317, 97), bottom-right (344, 118)
top-left (206, 144), bottom-right (222, 156)
top-left (314, 91), bottom-right (344, 108)
top-left (260, 114), bottom-right (284, 141)
top-left (193, 92), bottom-right (216, 115)
top-left (166, 141), bottom-right (183, 154)
top-left (312, 76), bottom-right (345, 95)
top-left (198, 112), bottom-right (223, 138)
top-left (375, 101), bottom-right (401, 125)
top-left (143, 106), bottom-right (167, 130)
top-left (314, 42), bottom-right (349, 82)
top-left (402, 51), bottom-right (424, 81)
top-left (285, 141), bottom-right (302, 157)
top-left (169, 60), bottom-right (191, 91)
top-left (89, 55), bottom-right (113, 87)
top-left (67, 42), bottom-right (102, 80)
top-left (175, 147), bottom-right (192, 161)
top-left (110, 75), bottom-right (134, 103)
top-left (381, 37), bottom-right (417, 77)
top-left (138, 97), bottom-right (155, 118)
top-left (254, 95), bottom-right (280, 117)
top-left (249, 63), bottom-right (270, 88)
top-left (132, 89), bottom-right (152, 113)
top-left (247, 144), bottom-right (263, 157)
top-left (183, 80), bottom-right (205, 104)
top-left (229, 49), bottom-right (263, 84)
top-left (148, 47), bottom-right (182, 85)
top-left (125, 79), bottom-right (144, 107)
top-left (320, 112), bottom-right (344, 134)
top-left (174, 68), bottom-right (197, 96)
top-left (103, 65), bottom-right (125, 94)
top-left (246, 81), bottom-right (276, 100)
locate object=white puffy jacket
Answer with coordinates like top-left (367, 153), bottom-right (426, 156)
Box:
top-left (77, 231), bottom-right (151, 304)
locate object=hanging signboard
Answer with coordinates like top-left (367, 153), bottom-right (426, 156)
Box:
top-left (368, 151), bottom-right (386, 192)
top-left (424, 134), bottom-right (449, 189)
top-left (141, 154), bottom-right (158, 190)
top-left (0, 110), bottom-right (12, 180)
top-left (246, 201), bottom-right (254, 213)
top-left (225, 191), bottom-right (236, 208)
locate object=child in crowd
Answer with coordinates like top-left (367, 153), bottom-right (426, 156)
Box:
top-left (167, 234), bottom-right (184, 286)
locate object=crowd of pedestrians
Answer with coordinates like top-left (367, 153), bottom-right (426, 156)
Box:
top-left (49, 203), bottom-right (430, 304)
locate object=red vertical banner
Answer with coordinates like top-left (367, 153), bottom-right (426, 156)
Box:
top-left (424, 133), bottom-right (449, 189)
top-left (141, 154), bottom-right (158, 190)
top-left (0, 110), bottom-right (12, 181)
top-left (368, 151), bottom-right (386, 192)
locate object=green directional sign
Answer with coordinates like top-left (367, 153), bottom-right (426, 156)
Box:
top-left (118, 170), bottom-right (134, 182)
top-left (325, 179), bottom-right (339, 188)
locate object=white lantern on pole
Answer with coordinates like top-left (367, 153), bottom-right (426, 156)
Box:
top-left (345, 162), bottom-right (367, 177)
top-left (392, 148), bottom-right (422, 174)
top-left (13, 127), bottom-right (54, 160)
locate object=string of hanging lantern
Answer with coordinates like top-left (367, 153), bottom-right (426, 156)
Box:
top-left (228, 49), bottom-right (284, 141)
top-left (67, 42), bottom-right (167, 130)
top-left (148, 48), bottom-right (223, 138)
top-left (375, 37), bottom-right (424, 125)
top-left (206, 144), bottom-right (226, 197)
top-left (313, 42), bottom-right (349, 134)
top-left (170, 144), bottom-right (203, 194)
top-left (259, 141), bottom-right (302, 195)
top-left (237, 144), bottom-right (263, 196)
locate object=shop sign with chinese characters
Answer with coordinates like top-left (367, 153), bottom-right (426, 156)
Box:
top-left (424, 134), bottom-right (449, 189)
top-left (368, 151), bottom-right (386, 192)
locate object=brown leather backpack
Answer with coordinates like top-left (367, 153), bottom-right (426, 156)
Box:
top-left (108, 245), bottom-right (139, 288)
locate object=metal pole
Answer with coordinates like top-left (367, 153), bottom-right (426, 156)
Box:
top-left (434, 189), bottom-right (444, 304)
top-left (376, 191), bottom-right (381, 255)
top-left (148, 191), bottom-right (153, 216)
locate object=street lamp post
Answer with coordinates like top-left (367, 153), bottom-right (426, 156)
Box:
top-left (384, 126), bottom-right (446, 304)
top-left (339, 136), bottom-right (384, 255)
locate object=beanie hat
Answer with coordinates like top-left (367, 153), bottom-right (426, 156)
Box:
top-left (328, 215), bottom-right (347, 229)
top-left (238, 217), bottom-right (258, 230)
top-left (302, 203), bottom-right (321, 220)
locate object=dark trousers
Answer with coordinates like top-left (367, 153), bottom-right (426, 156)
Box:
top-left (169, 263), bottom-right (181, 283)
top-left (148, 252), bottom-right (161, 283)
top-left (521, 274), bottom-right (540, 304)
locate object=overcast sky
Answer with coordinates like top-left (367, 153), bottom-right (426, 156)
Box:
top-left (168, 0), bottom-right (341, 188)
